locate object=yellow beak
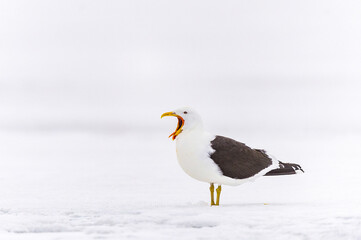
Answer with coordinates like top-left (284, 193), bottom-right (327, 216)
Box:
top-left (161, 112), bottom-right (185, 140)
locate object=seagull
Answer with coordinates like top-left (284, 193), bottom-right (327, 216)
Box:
top-left (161, 107), bottom-right (304, 206)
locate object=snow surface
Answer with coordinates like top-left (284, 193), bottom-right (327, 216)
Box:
top-left (0, 129), bottom-right (360, 240)
top-left (1, 0), bottom-right (360, 239)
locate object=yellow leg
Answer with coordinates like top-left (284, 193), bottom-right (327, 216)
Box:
top-left (216, 185), bottom-right (222, 206)
top-left (209, 183), bottom-right (216, 206)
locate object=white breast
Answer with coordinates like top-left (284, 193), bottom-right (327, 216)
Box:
top-left (175, 130), bottom-right (217, 182)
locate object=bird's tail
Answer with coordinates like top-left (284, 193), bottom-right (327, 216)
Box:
top-left (264, 161), bottom-right (304, 176)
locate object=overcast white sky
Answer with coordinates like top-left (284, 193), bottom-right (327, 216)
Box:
top-left (0, 0), bottom-right (360, 132)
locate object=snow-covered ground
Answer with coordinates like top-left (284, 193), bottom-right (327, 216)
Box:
top-left (1, 0), bottom-right (361, 239)
top-left (0, 128), bottom-right (360, 239)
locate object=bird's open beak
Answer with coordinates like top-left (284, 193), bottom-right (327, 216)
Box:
top-left (161, 112), bottom-right (185, 140)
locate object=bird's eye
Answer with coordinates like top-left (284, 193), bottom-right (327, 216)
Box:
top-left (184, 111), bottom-right (188, 114)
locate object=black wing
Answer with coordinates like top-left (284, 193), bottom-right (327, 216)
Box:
top-left (210, 136), bottom-right (273, 179)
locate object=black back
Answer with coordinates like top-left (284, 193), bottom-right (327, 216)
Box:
top-left (210, 136), bottom-right (273, 179)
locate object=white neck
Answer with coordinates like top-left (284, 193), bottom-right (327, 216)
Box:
top-left (181, 120), bottom-right (204, 135)
top-left (175, 123), bottom-right (214, 157)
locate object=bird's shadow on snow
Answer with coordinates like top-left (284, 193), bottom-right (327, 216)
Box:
top-left (221, 202), bottom-right (304, 207)
top-left (161, 202), bottom-right (306, 209)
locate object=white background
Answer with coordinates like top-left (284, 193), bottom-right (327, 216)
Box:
top-left (0, 1), bottom-right (360, 239)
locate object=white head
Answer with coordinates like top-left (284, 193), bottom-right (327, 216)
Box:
top-left (161, 107), bottom-right (203, 140)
